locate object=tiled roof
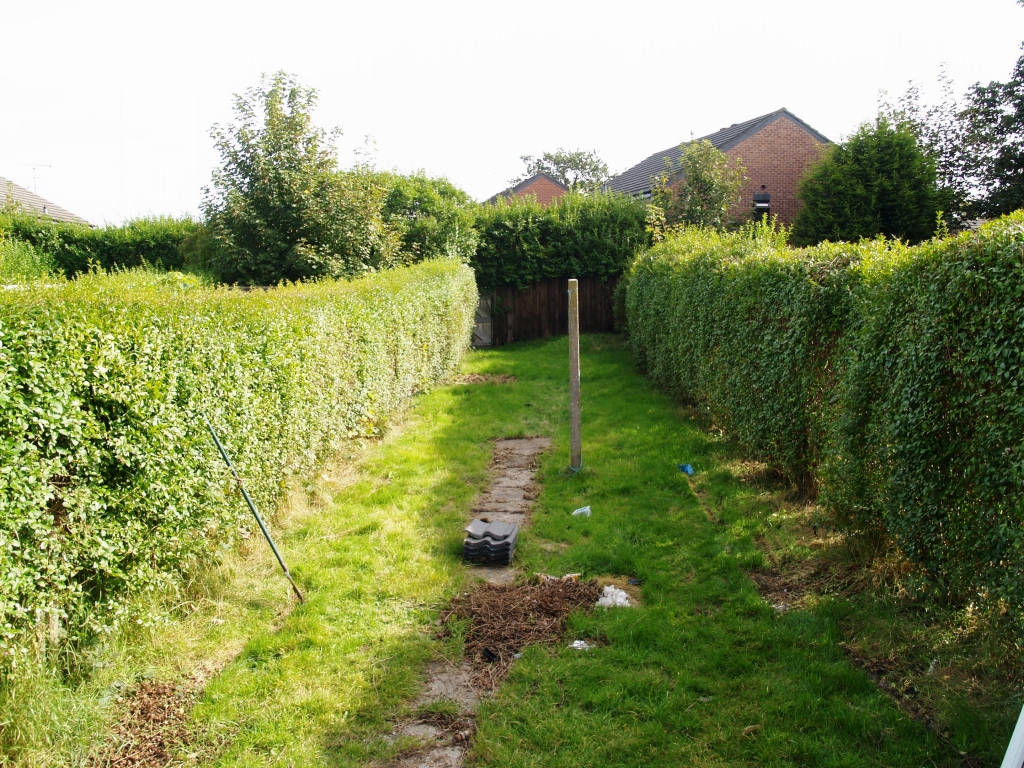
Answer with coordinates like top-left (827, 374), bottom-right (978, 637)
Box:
top-left (1, 176), bottom-right (91, 225)
top-left (484, 172), bottom-right (570, 205)
top-left (605, 108), bottom-right (830, 197)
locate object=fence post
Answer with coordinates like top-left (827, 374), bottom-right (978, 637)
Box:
top-left (568, 278), bottom-right (582, 472)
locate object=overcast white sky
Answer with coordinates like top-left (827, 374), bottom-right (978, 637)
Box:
top-left (3, 0), bottom-right (1022, 225)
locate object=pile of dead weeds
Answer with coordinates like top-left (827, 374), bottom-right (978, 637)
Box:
top-left (87, 679), bottom-right (197, 768)
top-left (439, 579), bottom-right (600, 687)
top-left (455, 374), bottom-right (517, 384)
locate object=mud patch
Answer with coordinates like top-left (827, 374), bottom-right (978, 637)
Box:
top-left (439, 579), bottom-right (601, 689)
top-left (456, 374), bottom-right (517, 384)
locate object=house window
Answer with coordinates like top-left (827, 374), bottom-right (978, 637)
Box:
top-left (753, 186), bottom-right (770, 222)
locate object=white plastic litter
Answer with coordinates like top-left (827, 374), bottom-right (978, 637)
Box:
top-left (537, 572), bottom-right (582, 584)
top-left (569, 640), bottom-right (592, 650)
top-left (571, 506), bottom-right (592, 517)
top-left (596, 585), bottom-right (631, 608)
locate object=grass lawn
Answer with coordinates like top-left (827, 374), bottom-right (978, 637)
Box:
top-left (5, 334), bottom-right (1012, 766)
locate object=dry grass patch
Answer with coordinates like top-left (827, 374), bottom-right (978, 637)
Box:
top-left (455, 374), bottom-right (517, 384)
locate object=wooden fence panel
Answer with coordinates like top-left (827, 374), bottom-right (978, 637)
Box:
top-left (489, 277), bottom-right (617, 346)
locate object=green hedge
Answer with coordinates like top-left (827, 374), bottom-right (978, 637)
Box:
top-left (624, 216), bottom-right (1024, 622)
top-left (0, 236), bottom-right (52, 281)
top-left (0, 260), bottom-right (476, 665)
top-left (381, 172), bottom-right (479, 263)
top-left (471, 191), bottom-right (649, 289)
top-left (0, 172), bottom-right (479, 285)
top-left (0, 212), bottom-right (199, 276)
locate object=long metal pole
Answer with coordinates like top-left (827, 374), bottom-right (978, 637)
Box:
top-left (205, 420), bottom-right (305, 604)
top-left (568, 278), bottom-right (582, 472)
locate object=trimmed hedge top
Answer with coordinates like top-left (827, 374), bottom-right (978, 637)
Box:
top-left (623, 216), bottom-right (1024, 627)
top-left (471, 191), bottom-right (650, 289)
top-left (0, 212), bottom-right (199, 276)
top-left (0, 260), bottom-right (476, 665)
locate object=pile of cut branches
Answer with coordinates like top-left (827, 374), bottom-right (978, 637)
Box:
top-left (441, 580), bottom-right (600, 686)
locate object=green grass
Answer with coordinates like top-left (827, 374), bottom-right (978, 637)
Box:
top-left (3, 334), bottom-right (1014, 766)
top-left (464, 337), bottom-right (980, 767)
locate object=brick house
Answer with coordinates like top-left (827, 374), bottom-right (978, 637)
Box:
top-left (484, 172), bottom-right (570, 207)
top-left (606, 108), bottom-right (830, 225)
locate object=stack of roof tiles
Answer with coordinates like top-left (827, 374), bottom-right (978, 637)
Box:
top-left (463, 519), bottom-right (519, 565)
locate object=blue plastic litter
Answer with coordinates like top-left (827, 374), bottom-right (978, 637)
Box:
top-left (679, 464), bottom-right (695, 476)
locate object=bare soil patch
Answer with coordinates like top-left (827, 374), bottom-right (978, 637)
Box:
top-left (749, 557), bottom-right (860, 612)
top-left (439, 579), bottom-right (601, 689)
top-left (391, 744), bottom-right (465, 768)
top-left (730, 461), bottom-right (991, 765)
top-left (413, 660), bottom-right (481, 712)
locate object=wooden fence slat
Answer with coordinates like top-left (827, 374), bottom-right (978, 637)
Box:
top-left (489, 276), bottom-right (617, 346)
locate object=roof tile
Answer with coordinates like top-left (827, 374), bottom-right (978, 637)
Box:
top-left (1, 176), bottom-right (91, 225)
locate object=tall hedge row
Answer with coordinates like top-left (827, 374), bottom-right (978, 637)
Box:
top-left (624, 216), bottom-right (1024, 622)
top-left (0, 212), bottom-right (199, 276)
top-left (0, 260), bottom-right (476, 665)
top-left (471, 192), bottom-right (650, 289)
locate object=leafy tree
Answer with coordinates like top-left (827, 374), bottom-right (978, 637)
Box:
top-left (513, 149), bottom-right (610, 192)
top-left (380, 172), bottom-right (478, 262)
top-left (963, 52), bottom-right (1024, 218)
top-left (879, 11), bottom-right (1024, 223)
top-left (792, 117), bottom-right (945, 246)
top-left (650, 139), bottom-right (746, 232)
top-left (880, 70), bottom-right (973, 228)
top-left (202, 72), bottom-right (399, 284)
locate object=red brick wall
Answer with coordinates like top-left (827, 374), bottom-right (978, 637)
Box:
top-left (726, 116), bottom-right (829, 226)
top-left (515, 176), bottom-right (569, 207)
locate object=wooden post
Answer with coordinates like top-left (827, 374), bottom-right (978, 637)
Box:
top-left (568, 278), bottom-right (582, 471)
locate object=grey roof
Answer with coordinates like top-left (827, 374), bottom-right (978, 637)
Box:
top-left (1, 176), bottom-right (91, 225)
top-left (484, 171), bottom-right (570, 205)
top-left (605, 108), bottom-right (830, 197)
